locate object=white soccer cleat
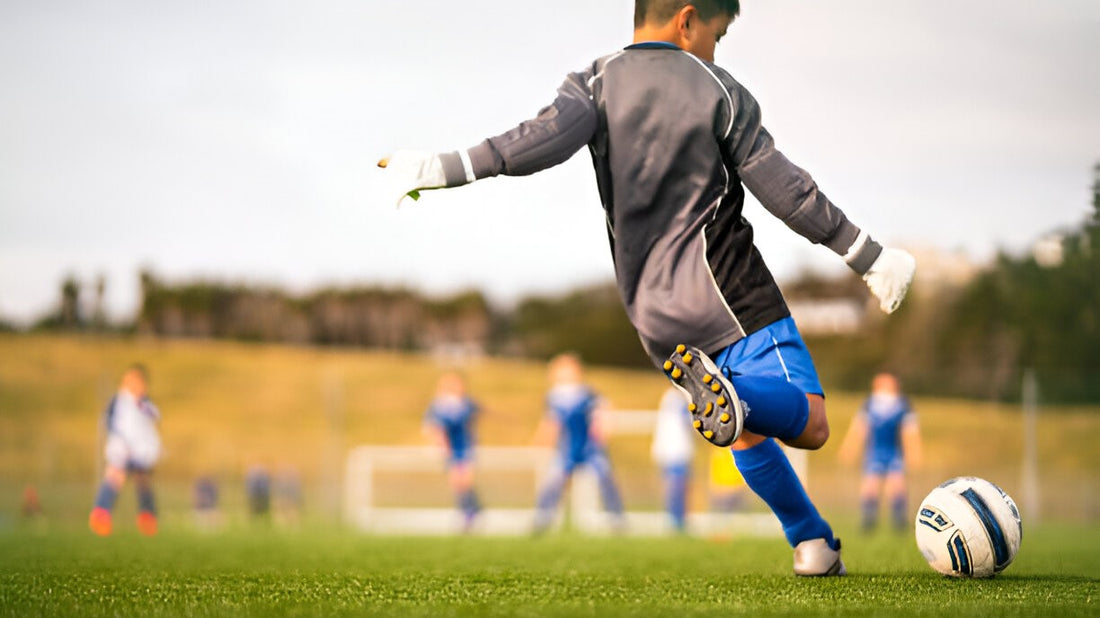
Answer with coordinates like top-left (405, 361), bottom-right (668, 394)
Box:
top-left (793, 538), bottom-right (847, 577)
top-left (663, 344), bottom-right (745, 447)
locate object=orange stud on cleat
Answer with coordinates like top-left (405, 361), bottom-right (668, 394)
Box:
top-left (720, 413), bottom-right (731, 423)
top-left (703, 430), bottom-right (715, 440)
top-left (671, 367), bottom-right (683, 379)
top-left (693, 420), bottom-right (702, 429)
top-left (676, 344), bottom-right (686, 355)
top-left (663, 360), bottom-right (674, 372)
top-left (682, 352), bottom-right (693, 364)
top-left (711, 382), bottom-right (722, 393)
top-left (716, 396), bottom-right (727, 407)
top-left (702, 374), bottom-right (713, 384)
top-left (687, 403), bottom-right (697, 413)
top-left (704, 402), bottom-right (713, 416)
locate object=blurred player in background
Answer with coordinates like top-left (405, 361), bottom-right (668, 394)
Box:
top-left (273, 465), bottom-right (304, 528)
top-left (245, 464), bottom-right (272, 523)
top-left (651, 388), bottom-right (695, 533)
top-left (532, 354), bottom-right (624, 534)
top-left (88, 364), bottom-right (161, 536)
top-left (423, 371), bottom-right (482, 531)
top-left (839, 372), bottom-right (923, 532)
top-left (192, 475), bottom-right (221, 531)
top-left (378, 0), bottom-right (914, 573)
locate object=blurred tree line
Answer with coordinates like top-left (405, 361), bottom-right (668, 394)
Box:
top-left (811, 162), bottom-right (1100, 403)
top-left (920, 161), bottom-right (1100, 403)
top-left (136, 272), bottom-right (495, 353)
top-left (21, 165), bottom-right (1100, 403)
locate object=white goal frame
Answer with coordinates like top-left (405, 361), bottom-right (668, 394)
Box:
top-left (344, 410), bottom-right (805, 537)
top-left (344, 445), bottom-right (557, 535)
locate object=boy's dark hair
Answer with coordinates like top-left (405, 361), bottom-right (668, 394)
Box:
top-left (634, 0), bottom-right (740, 28)
top-left (127, 363), bottom-right (149, 381)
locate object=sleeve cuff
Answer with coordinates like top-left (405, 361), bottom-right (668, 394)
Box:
top-left (439, 151), bottom-right (476, 188)
top-left (466, 141), bottom-right (504, 180)
top-left (842, 230), bottom-right (884, 275)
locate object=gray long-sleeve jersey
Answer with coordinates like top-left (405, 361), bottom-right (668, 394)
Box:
top-left (437, 43), bottom-right (883, 367)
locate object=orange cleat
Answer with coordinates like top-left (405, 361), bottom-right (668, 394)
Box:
top-left (137, 512), bottom-right (158, 536)
top-left (89, 507), bottom-right (112, 536)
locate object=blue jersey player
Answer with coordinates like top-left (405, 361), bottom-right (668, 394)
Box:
top-left (532, 354), bottom-right (624, 534)
top-left (423, 371), bottom-right (481, 530)
top-left (378, 0), bottom-right (916, 574)
top-left (839, 373), bottom-right (923, 532)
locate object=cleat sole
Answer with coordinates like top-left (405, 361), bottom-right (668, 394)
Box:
top-left (662, 344), bottom-right (746, 447)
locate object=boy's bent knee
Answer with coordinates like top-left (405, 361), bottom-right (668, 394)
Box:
top-left (786, 395), bottom-right (829, 450)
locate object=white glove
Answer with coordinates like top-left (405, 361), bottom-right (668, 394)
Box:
top-left (376, 150), bottom-right (446, 208)
top-left (863, 248), bottom-right (916, 314)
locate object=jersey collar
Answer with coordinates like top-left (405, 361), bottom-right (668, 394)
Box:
top-left (625, 41), bottom-right (682, 51)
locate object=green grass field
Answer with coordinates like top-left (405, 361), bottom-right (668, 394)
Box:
top-left (1, 525), bottom-right (1097, 617)
top-left (2, 334), bottom-right (1099, 615)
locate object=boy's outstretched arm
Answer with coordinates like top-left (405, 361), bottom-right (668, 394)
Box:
top-left (378, 71), bottom-right (597, 208)
top-left (722, 81), bottom-right (916, 313)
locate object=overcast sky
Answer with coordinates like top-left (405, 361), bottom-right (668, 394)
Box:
top-left (1, 1), bottom-right (1097, 324)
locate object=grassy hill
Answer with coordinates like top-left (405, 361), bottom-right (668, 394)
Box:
top-left (1, 334), bottom-right (1097, 525)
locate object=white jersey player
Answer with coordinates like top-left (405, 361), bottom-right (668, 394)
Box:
top-left (652, 388), bottom-right (695, 532)
top-left (89, 365), bottom-right (162, 536)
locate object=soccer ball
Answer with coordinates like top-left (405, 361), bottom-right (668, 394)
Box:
top-left (914, 476), bottom-right (1022, 578)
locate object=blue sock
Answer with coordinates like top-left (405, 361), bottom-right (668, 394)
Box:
top-left (94, 482), bottom-right (119, 511)
top-left (727, 375), bottom-right (809, 440)
top-left (665, 465), bottom-right (689, 531)
top-left (861, 497), bottom-right (879, 531)
top-left (891, 495), bottom-right (908, 531)
top-left (732, 439), bottom-right (835, 548)
top-left (137, 485), bottom-right (157, 516)
top-left (590, 454), bottom-right (624, 516)
top-left (458, 489), bottom-right (480, 518)
top-left (534, 471), bottom-right (566, 528)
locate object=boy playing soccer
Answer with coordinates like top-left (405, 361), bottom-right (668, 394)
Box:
top-left (532, 354), bottom-right (624, 534)
top-left (89, 364), bottom-right (161, 536)
top-left (422, 371), bottom-right (482, 531)
top-left (839, 372), bottom-right (923, 532)
top-left (378, 0), bottom-right (914, 574)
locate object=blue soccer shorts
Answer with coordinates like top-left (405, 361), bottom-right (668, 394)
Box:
top-left (712, 317), bottom-right (824, 397)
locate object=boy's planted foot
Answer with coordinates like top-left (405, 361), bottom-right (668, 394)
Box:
top-left (663, 345), bottom-right (745, 447)
top-left (793, 538), bottom-right (847, 576)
